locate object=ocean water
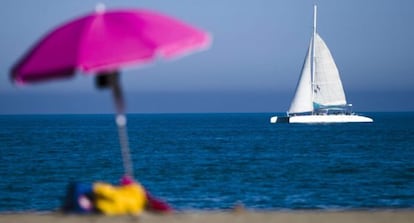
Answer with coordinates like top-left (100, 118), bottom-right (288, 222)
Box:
top-left (0, 112), bottom-right (413, 212)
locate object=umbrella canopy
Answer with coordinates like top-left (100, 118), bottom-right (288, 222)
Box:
top-left (10, 6), bottom-right (211, 177)
top-left (11, 6), bottom-right (210, 84)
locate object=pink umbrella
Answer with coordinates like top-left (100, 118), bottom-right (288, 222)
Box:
top-left (11, 5), bottom-right (211, 177)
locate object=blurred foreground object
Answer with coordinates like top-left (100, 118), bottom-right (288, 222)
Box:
top-left (10, 5), bottom-right (211, 177)
top-left (62, 177), bottom-right (172, 215)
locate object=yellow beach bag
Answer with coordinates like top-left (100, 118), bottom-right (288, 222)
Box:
top-left (93, 182), bottom-right (146, 215)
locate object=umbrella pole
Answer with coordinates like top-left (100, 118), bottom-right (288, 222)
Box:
top-left (115, 113), bottom-right (134, 177)
top-left (98, 71), bottom-right (134, 177)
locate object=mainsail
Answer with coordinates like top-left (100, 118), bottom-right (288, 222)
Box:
top-left (312, 33), bottom-right (347, 107)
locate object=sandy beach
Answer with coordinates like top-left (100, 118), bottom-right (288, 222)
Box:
top-left (1, 210), bottom-right (414, 223)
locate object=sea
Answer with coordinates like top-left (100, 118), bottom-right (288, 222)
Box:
top-left (1, 112), bottom-right (413, 212)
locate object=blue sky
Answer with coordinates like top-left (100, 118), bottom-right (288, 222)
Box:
top-left (1, 0), bottom-right (413, 114)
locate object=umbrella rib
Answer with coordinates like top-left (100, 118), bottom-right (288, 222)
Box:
top-left (76, 14), bottom-right (99, 71)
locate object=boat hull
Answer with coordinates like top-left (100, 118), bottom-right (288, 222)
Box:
top-left (270, 114), bottom-right (373, 124)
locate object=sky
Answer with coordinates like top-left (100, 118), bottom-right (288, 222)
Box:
top-left (1, 0), bottom-right (413, 114)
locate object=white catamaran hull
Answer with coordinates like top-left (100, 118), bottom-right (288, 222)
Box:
top-left (270, 115), bottom-right (373, 124)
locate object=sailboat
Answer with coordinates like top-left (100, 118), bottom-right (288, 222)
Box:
top-left (270, 5), bottom-right (373, 124)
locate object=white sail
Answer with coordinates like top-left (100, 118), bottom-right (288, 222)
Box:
top-left (312, 33), bottom-right (347, 107)
top-left (288, 39), bottom-right (313, 114)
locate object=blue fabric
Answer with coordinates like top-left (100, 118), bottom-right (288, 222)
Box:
top-left (62, 182), bottom-right (94, 213)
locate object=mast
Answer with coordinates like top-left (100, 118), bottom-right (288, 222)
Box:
top-left (313, 5), bottom-right (317, 37)
top-left (311, 4), bottom-right (317, 113)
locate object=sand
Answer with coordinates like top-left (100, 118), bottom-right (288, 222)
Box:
top-left (1, 210), bottom-right (414, 223)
